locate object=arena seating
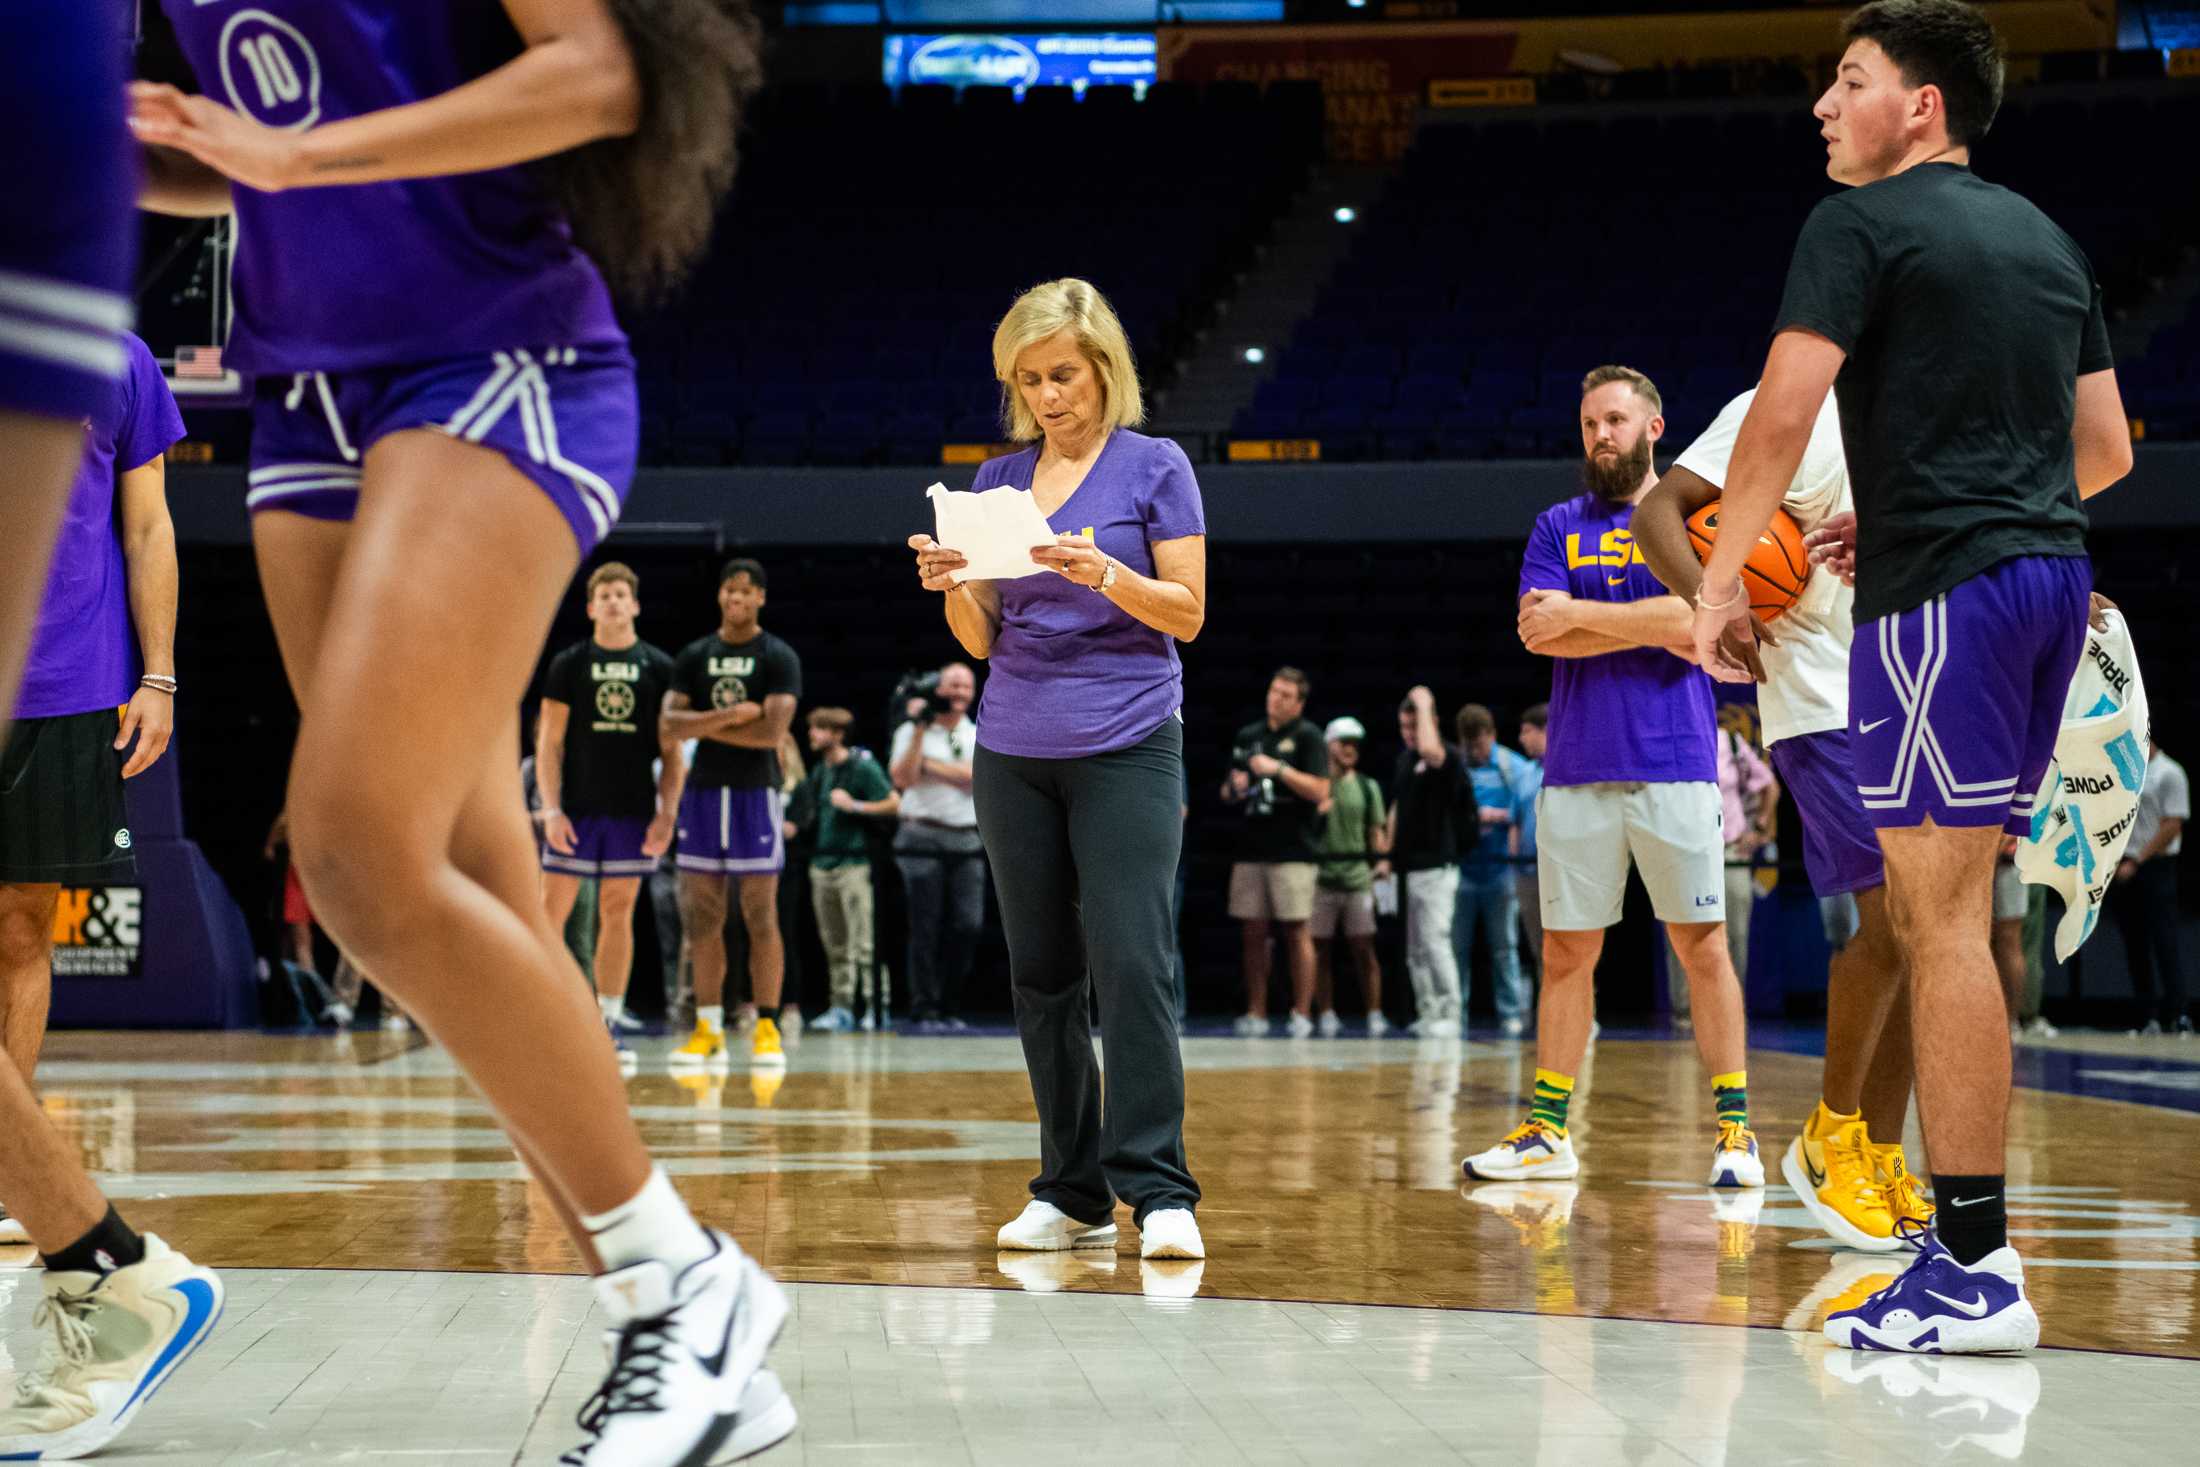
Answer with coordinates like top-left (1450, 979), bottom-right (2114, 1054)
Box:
top-left (1233, 83), bottom-right (2200, 458)
top-left (626, 79), bottom-right (1324, 467)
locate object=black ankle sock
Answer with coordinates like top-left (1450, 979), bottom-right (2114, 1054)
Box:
top-left (758, 1005), bottom-right (781, 1025)
top-left (41, 1206), bottom-right (146, 1276)
top-left (1933, 1174), bottom-right (2008, 1265)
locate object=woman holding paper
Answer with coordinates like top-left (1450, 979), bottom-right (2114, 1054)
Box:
top-left (907, 277), bottom-right (1209, 1262)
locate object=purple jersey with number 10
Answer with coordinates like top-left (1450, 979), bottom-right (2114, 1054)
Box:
top-left (159, 0), bottom-right (623, 373)
top-left (1518, 492), bottom-right (1716, 788)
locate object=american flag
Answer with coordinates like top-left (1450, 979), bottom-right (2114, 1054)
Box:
top-left (173, 345), bottom-right (224, 379)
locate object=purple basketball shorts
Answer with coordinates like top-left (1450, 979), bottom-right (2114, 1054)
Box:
top-left (0, 8), bottom-right (135, 421)
top-left (1770, 728), bottom-right (1884, 897)
top-left (245, 344), bottom-right (639, 554)
top-left (1849, 555), bottom-right (2091, 835)
top-left (542, 814), bottom-right (657, 880)
top-left (675, 785), bottom-right (786, 878)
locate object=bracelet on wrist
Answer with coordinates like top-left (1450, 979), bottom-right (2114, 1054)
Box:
top-left (139, 675), bottom-right (178, 694)
top-left (1694, 579), bottom-right (1745, 614)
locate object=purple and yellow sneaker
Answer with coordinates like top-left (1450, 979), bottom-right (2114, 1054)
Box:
top-left (1824, 1220), bottom-right (2038, 1354)
top-left (1461, 1120), bottom-right (1579, 1181)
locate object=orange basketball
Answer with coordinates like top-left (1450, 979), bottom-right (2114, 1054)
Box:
top-left (1685, 502), bottom-right (1809, 622)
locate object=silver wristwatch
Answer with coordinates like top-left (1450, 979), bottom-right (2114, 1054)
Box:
top-left (1097, 557), bottom-right (1119, 593)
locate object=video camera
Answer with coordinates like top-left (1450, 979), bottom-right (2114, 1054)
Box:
top-left (892, 669), bottom-right (950, 726)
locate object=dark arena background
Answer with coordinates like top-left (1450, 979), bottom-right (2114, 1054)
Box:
top-left (10, 2), bottom-right (2200, 1463)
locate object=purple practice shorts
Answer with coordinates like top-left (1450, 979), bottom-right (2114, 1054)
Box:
top-left (542, 815), bottom-right (658, 880)
top-left (675, 786), bottom-right (786, 878)
top-left (245, 345), bottom-right (639, 554)
top-left (0, 9), bottom-right (135, 421)
top-left (1770, 729), bottom-right (1884, 897)
top-left (1849, 555), bottom-right (2091, 835)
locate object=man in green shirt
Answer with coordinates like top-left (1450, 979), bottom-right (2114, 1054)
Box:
top-left (803, 708), bottom-right (897, 1032)
top-left (1312, 717), bottom-right (1389, 1037)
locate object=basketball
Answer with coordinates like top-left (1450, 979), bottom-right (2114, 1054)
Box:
top-left (1685, 502), bottom-right (1809, 621)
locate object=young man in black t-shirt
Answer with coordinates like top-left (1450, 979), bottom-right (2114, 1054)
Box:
top-left (1385, 686), bottom-right (1467, 1038)
top-left (1690, 0), bottom-right (2133, 1355)
top-left (663, 559), bottom-right (803, 1069)
top-left (1221, 667), bottom-right (1331, 1036)
top-left (537, 564), bottom-right (680, 1068)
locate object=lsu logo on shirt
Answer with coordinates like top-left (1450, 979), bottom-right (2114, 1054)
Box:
top-left (1566, 529), bottom-right (1643, 587)
top-left (708, 655), bottom-right (755, 710)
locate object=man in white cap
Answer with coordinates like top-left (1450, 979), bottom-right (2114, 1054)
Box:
top-left (1311, 716), bottom-right (1389, 1036)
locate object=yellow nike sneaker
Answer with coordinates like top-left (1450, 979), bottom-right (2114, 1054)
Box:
top-left (751, 1016), bottom-right (786, 1069)
top-left (1872, 1142), bottom-right (1937, 1233)
top-left (668, 1022), bottom-right (727, 1069)
top-left (1780, 1114), bottom-right (1900, 1252)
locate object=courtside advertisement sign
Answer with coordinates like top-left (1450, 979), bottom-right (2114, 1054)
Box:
top-left (53, 885), bottom-right (145, 979)
top-left (883, 33), bottom-right (1157, 91)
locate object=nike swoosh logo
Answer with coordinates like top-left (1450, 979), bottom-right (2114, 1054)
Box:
top-left (1949, 1195), bottom-right (1992, 1207)
top-left (1803, 1152), bottom-right (1827, 1190)
top-left (697, 1264), bottom-right (741, 1376)
top-left (1924, 1289), bottom-right (1992, 1318)
top-left (1859, 718), bottom-right (1891, 734)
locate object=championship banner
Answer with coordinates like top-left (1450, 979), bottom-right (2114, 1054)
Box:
top-left (1158, 4), bottom-right (2111, 161)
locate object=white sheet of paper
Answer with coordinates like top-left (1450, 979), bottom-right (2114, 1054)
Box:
top-left (927, 482), bottom-right (1060, 582)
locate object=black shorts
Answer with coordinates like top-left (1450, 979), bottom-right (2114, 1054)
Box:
top-left (0, 709), bottom-right (133, 884)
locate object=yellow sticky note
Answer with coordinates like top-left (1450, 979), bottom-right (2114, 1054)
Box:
top-left (1079, 526), bottom-right (1095, 540)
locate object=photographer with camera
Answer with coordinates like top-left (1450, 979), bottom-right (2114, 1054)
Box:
top-left (888, 662), bottom-right (983, 1031)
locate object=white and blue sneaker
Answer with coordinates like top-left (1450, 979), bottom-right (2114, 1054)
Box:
top-left (1462, 1121), bottom-right (1580, 1181)
top-left (0, 1234), bottom-right (224, 1460)
top-left (563, 1230), bottom-right (793, 1465)
top-left (1708, 1121), bottom-right (1765, 1188)
top-left (1824, 1221), bottom-right (2039, 1354)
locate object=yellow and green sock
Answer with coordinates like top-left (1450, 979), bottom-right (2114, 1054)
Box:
top-left (1530, 1068), bottom-right (1574, 1134)
top-left (1712, 1071), bottom-right (1749, 1128)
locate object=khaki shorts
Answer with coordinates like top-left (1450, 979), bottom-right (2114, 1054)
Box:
top-left (1229, 861), bottom-right (1318, 923)
top-left (1537, 781), bottom-right (1725, 930)
top-left (1311, 885), bottom-right (1377, 939)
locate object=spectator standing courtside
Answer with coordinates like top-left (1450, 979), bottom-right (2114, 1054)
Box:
top-left (1225, 667), bottom-right (1331, 1037)
top-left (804, 708), bottom-right (897, 1033)
top-left (1453, 703), bottom-right (1530, 1037)
top-left (1388, 685), bottom-right (1465, 1038)
top-left (1514, 705), bottom-right (1549, 989)
top-left (2117, 739), bottom-right (2189, 1035)
top-left (889, 662), bottom-right (983, 1032)
top-left (1311, 716), bottom-right (1387, 1037)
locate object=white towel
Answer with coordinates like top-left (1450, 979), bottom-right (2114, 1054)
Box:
top-left (2014, 610), bottom-right (2150, 960)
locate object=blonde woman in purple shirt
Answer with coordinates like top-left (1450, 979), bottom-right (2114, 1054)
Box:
top-left (907, 279), bottom-right (1209, 1263)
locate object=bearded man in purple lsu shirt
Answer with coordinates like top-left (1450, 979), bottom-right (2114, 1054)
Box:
top-left (132, 2), bottom-right (794, 1462)
top-left (1693, 0), bottom-right (2133, 1355)
top-left (1461, 365), bottom-right (1761, 1194)
top-left (0, 12), bottom-right (228, 1458)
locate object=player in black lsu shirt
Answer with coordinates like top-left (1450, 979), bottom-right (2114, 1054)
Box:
top-left (663, 558), bottom-right (802, 1068)
top-left (1691, 1), bottom-right (2133, 1354)
top-left (538, 564), bottom-right (680, 1062)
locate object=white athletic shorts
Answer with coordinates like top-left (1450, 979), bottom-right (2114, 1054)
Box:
top-left (1992, 861), bottom-right (2028, 923)
top-left (1536, 781), bottom-right (1726, 930)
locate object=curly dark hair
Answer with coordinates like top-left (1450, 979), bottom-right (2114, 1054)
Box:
top-left (546, 0), bottom-right (765, 305)
top-left (1844, 0), bottom-right (2005, 146)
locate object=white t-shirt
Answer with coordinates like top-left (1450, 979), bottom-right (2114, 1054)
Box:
top-left (1673, 388), bottom-right (1853, 746)
top-left (890, 717), bottom-right (979, 828)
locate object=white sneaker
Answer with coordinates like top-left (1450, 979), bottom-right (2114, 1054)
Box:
top-left (1709, 1122), bottom-right (1767, 1188)
top-left (779, 1009), bottom-right (803, 1042)
top-left (1138, 1208), bottom-right (1205, 1260)
top-left (1462, 1121), bottom-right (1579, 1180)
top-left (1316, 1010), bottom-right (1342, 1038)
top-left (0, 1235), bottom-right (224, 1460)
top-left (1499, 1016), bottom-right (1526, 1039)
top-left (563, 1232), bottom-right (791, 1466)
top-left (809, 1006), bottom-right (853, 1034)
top-left (1367, 1011), bottom-right (1391, 1038)
top-left (1422, 1017), bottom-right (1462, 1039)
top-left (1231, 1013), bottom-right (1268, 1038)
top-left (320, 1001), bottom-right (355, 1026)
top-left (1286, 1011), bottom-right (1314, 1039)
top-left (0, 1208), bottom-right (26, 1244)
top-left (2020, 1016), bottom-right (2060, 1039)
top-left (996, 1200), bottom-right (1117, 1252)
